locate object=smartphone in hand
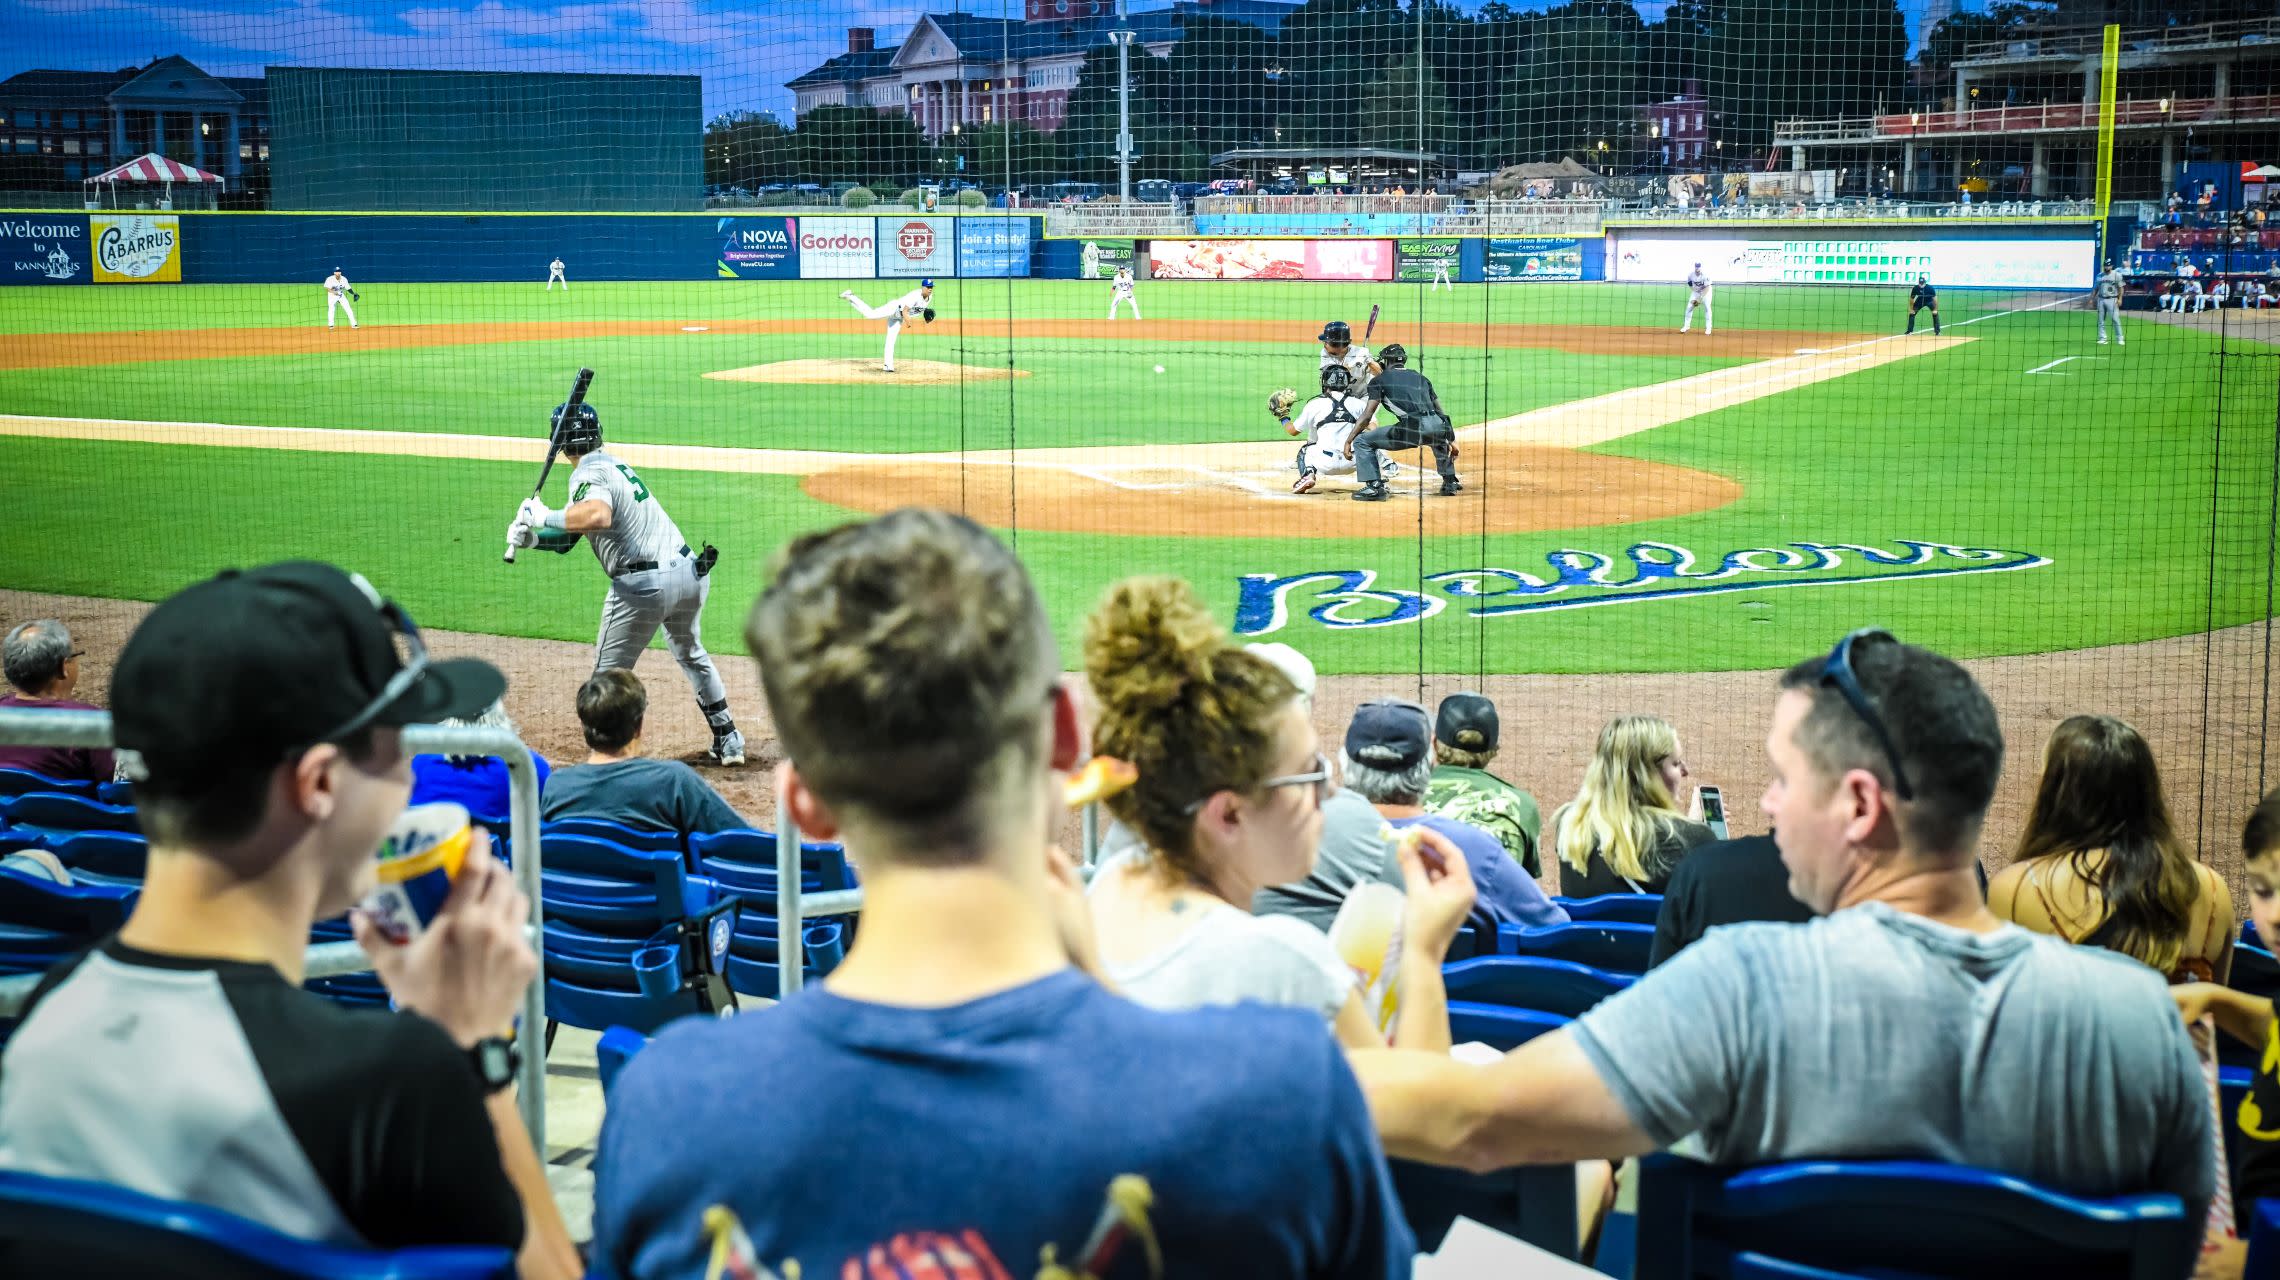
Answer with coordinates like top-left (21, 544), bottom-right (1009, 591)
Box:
top-left (1698, 785), bottom-right (1729, 840)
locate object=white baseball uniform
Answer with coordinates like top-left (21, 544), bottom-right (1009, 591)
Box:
top-left (324, 271), bottom-right (358, 329)
top-left (1431, 256), bottom-right (1453, 291)
top-left (547, 258), bottom-right (567, 291)
top-left (1109, 267), bottom-right (1140, 320)
top-left (2210, 281), bottom-right (2230, 310)
top-left (566, 449), bottom-right (735, 736)
top-left (1293, 392), bottom-right (1378, 479)
top-left (843, 286), bottom-right (931, 371)
top-left (1682, 268), bottom-right (1713, 333)
top-left (2187, 279), bottom-right (2209, 312)
top-left (1321, 343), bottom-right (1374, 401)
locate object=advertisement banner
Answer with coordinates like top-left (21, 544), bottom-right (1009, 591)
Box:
top-left (1485, 238), bottom-right (1582, 281)
top-left (90, 214), bottom-right (180, 283)
top-left (1395, 237), bottom-right (1459, 283)
top-left (1303, 239), bottom-right (1393, 281)
top-left (1150, 239), bottom-right (1307, 280)
top-left (1075, 238), bottom-right (1134, 280)
top-left (1608, 234), bottom-right (2095, 288)
top-left (798, 217), bottom-right (875, 279)
top-left (715, 216), bottom-right (798, 279)
top-left (958, 218), bottom-right (1032, 278)
top-left (0, 213), bottom-right (90, 285)
top-left (878, 216), bottom-right (956, 278)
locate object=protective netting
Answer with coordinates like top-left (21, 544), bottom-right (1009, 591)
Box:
top-left (1, 0), bottom-right (2278, 872)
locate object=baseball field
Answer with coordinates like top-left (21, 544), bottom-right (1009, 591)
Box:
top-left (2, 278), bottom-right (2272, 681)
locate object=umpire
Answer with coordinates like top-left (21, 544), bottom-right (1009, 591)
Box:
top-left (1347, 344), bottom-right (1461, 501)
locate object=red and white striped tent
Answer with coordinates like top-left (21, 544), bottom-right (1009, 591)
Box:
top-left (83, 152), bottom-right (224, 208)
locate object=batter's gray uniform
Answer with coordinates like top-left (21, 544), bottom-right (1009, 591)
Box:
top-left (569, 450), bottom-right (734, 735)
top-left (2095, 268), bottom-right (2125, 345)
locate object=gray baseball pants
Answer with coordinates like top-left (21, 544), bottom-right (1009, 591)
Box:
top-left (595, 552), bottom-right (733, 731)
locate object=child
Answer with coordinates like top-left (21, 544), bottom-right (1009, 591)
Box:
top-left (2175, 788), bottom-right (2280, 1275)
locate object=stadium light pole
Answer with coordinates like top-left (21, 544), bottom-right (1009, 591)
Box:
top-left (1115, 0), bottom-right (1133, 203)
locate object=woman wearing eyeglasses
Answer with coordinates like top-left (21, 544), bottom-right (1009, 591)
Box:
top-left (1550, 714), bottom-right (1715, 897)
top-left (1082, 576), bottom-right (1477, 1051)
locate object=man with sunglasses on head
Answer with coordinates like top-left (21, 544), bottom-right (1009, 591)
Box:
top-left (0, 562), bottom-right (579, 1279)
top-left (1349, 630), bottom-right (2211, 1254)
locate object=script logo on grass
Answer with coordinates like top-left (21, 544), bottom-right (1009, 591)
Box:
top-left (1234, 539), bottom-right (2051, 634)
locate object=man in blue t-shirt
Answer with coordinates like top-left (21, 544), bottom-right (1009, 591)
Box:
top-left (589, 510), bottom-right (1412, 1280)
top-left (1341, 698), bottom-right (1568, 934)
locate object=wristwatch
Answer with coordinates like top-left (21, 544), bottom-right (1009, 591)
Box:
top-left (467, 1036), bottom-right (520, 1095)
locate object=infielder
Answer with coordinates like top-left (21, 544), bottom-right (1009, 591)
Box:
top-left (1349, 343), bottom-right (1460, 502)
top-left (1318, 320), bottom-right (1380, 402)
top-left (1274, 364), bottom-right (1393, 494)
top-left (2095, 262), bottom-right (2126, 345)
top-left (323, 267), bottom-right (358, 330)
top-left (1681, 262), bottom-right (1713, 334)
top-left (1109, 266), bottom-right (1140, 320)
top-left (1905, 275), bottom-right (1941, 335)
top-left (506, 402), bottom-right (745, 765)
top-left (841, 279), bottom-right (935, 373)
top-left (547, 257), bottom-right (567, 291)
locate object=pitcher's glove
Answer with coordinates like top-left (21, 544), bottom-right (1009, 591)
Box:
top-left (922, 306), bottom-right (936, 323)
top-left (1268, 387), bottom-right (1298, 420)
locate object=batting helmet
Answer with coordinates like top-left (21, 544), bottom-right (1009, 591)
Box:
top-left (1319, 320), bottom-right (1352, 345)
top-left (1320, 364), bottom-right (1353, 395)
top-left (1379, 343), bottom-right (1408, 369)
top-left (554, 402), bottom-right (601, 453)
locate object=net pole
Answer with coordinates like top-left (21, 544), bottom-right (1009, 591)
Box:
top-left (1115, 0), bottom-right (1132, 204)
top-left (2092, 23), bottom-right (2120, 266)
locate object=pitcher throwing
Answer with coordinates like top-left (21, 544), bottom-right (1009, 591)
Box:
top-left (842, 279), bottom-right (935, 373)
top-left (506, 401), bottom-right (745, 765)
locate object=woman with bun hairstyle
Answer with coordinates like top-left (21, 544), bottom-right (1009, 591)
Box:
top-left (1084, 576), bottom-right (1477, 1050)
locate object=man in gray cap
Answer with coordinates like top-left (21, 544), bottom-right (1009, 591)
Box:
top-left (1421, 692), bottom-right (1543, 879)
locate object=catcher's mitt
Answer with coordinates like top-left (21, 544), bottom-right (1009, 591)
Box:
top-left (1267, 387), bottom-right (1298, 419)
top-left (922, 306), bottom-right (936, 323)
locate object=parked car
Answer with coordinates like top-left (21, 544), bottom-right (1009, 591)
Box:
top-left (1172, 181), bottom-right (1208, 200)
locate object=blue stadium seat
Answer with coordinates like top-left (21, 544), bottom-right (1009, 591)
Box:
top-left (1633, 1152), bottom-right (2196, 1280)
top-left (1554, 894), bottom-right (1664, 925)
top-left (0, 768), bottom-right (94, 801)
top-left (543, 817), bottom-right (683, 855)
top-left (1443, 955), bottom-right (1635, 1018)
top-left (0, 1169), bottom-right (513, 1279)
top-left (1446, 1002), bottom-right (1569, 1052)
top-left (690, 828), bottom-right (855, 894)
top-left (1496, 921), bottom-right (1656, 974)
top-left (0, 868), bottom-right (135, 978)
top-left (2224, 1066), bottom-right (2253, 1196)
top-left (0, 792), bottom-right (138, 842)
top-left (721, 916), bottom-right (846, 1000)
top-left (95, 781), bottom-right (134, 808)
top-left (44, 830), bottom-right (147, 887)
top-left (537, 835), bottom-right (737, 1038)
top-left (596, 1025), bottom-right (647, 1096)
top-left (1391, 1159), bottom-right (1581, 1259)
top-left (2227, 945), bottom-right (2280, 1072)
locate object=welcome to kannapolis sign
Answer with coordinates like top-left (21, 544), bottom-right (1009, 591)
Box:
top-left (1233, 540), bottom-right (2051, 635)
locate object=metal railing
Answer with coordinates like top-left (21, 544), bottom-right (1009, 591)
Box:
top-left (0, 710), bottom-right (550, 1154)
top-left (1609, 199), bottom-right (2096, 222)
top-left (1042, 206), bottom-right (1194, 238)
top-left (1958, 15), bottom-right (2280, 64)
top-left (1778, 92), bottom-right (2280, 144)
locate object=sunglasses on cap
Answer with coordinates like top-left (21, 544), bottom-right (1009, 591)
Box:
top-left (1184, 751), bottom-right (1337, 816)
top-left (292, 597), bottom-right (429, 755)
top-left (1818, 628), bottom-right (1915, 801)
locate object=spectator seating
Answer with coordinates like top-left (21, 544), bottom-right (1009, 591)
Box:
top-left (1630, 1152), bottom-right (2196, 1280)
top-left (690, 829), bottom-right (857, 999)
top-left (2228, 942), bottom-right (2280, 1071)
top-left (1445, 955), bottom-right (1633, 1052)
top-left (40, 831), bottom-right (146, 887)
top-left (596, 1024), bottom-right (645, 1096)
top-left (0, 868), bottom-right (135, 987)
top-left (543, 817), bottom-right (683, 855)
top-left (0, 769), bottom-right (93, 802)
top-left (539, 833), bottom-right (739, 1040)
top-left (2224, 1066), bottom-right (2253, 1197)
top-left (95, 782), bottom-right (132, 808)
top-left (0, 1169), bottom-right (513, 1279)
top-left (0, 793), bottom-right (137, 843)
top-left (1555, 894), bottom-right (1665, 925)
top-left (1390, 1159), bottom-right (1582, 1259)
top-left (1497, 921), bottom-right (1656, 974)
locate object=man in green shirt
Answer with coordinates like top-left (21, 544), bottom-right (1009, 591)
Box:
top-left (1420, 693), bottom-right (1543, 879)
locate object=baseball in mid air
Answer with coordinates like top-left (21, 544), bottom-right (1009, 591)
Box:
top-left (1154, 364), bottom-right (1165, 374)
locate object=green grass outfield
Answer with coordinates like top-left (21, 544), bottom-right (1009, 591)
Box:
top-left (1, 279), bottom-right (2271, 675)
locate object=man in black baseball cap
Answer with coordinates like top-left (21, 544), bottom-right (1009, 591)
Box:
top-left (1419, 692), bottom-right (1544, 878)
top-left (0, 562), bottom-right (579, 1277)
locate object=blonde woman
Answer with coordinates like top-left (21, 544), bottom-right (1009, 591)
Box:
top-left (1550, 714), bottom-right (1713, 896)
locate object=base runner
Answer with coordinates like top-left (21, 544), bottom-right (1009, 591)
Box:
top-left (841, 280), bottom-right (935, 373)
top-left (506, 401), bottom-right (745, 765)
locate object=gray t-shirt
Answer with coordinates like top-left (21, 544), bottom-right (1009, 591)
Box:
top-left (1571, 901), bottom-right (2212, 1213)
top-left (1252, 790), bottom-right (1403, 933)
top-left (542, 758), bottom-right (746, 836)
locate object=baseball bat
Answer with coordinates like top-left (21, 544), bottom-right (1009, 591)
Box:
top-left (505, 366), bottom-right (594, 564)
top-left (1364, 303), bottom-right (1381, 344)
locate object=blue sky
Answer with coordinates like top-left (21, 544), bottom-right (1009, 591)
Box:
top-left (2, 0), bottom-right (1968, 121)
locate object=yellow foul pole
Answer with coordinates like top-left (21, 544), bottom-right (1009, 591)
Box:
top-left (2093, 23), bottom-right (2121, 267)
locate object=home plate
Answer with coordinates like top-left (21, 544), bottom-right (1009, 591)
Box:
top-left (682, 325), bottom-right (709, 332)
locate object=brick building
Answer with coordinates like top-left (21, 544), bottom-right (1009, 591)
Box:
top-left (0, 55), bottom-right (266, 195)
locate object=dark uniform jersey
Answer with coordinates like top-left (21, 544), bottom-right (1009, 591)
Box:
top-left (1368, 367), bottom-right (1446, 424)
top-left (1909, 281), bottom-right (1938, 308)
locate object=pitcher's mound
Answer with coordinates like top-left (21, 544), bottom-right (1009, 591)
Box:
top-left (705, 359), bottom-right (1028, 386)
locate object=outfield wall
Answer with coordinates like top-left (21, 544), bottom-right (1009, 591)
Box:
top-left (0, 210), bottom-right (2095, 290)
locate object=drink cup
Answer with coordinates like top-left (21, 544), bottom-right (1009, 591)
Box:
top-left (360, 801), bottom-right (472, 945)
